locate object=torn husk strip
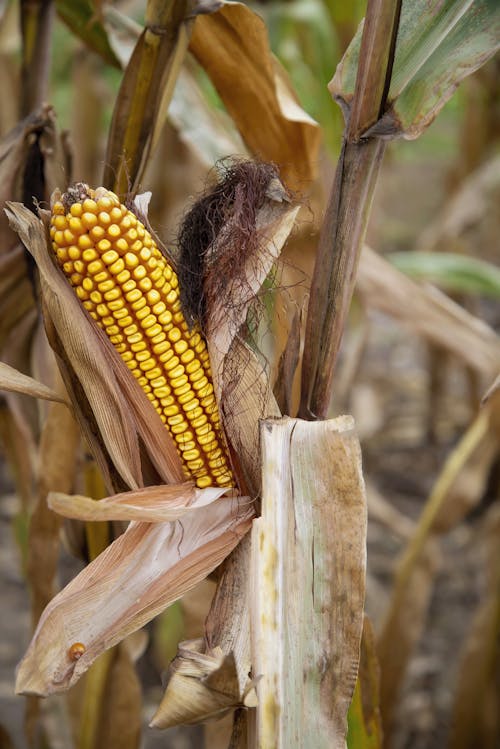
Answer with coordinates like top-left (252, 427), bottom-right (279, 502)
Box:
top-left (5, 201), bottom-right (185, 491)
top-left (15, 494), bottom-right (254, 696)
top-left (48, 484), bottom-right (238, 523)
top-left (252, 416), bottom-right (367, 749)
top-left (0, 360), bottom-right (69, 405)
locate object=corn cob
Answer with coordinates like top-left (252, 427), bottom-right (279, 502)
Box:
top-left (49, 185), bottom-right (233, 490)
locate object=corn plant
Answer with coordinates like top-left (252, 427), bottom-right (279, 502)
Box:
top-left (0, 1), bottom-right (499, 748)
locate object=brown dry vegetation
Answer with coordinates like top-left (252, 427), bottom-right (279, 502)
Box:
top-left (0, 2), bottom-right (499, 749)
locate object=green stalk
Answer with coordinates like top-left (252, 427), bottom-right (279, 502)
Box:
top-left (299, 0), bottom-right (402, 419)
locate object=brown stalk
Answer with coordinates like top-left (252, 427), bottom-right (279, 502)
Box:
top-left (299, 0), bottom-right (402, 419)
top-left (103, 0), bottom-right (195, 195)
top-left (20, 0), bottom-right (55, 117)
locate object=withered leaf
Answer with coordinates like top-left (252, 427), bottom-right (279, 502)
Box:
top-left (190, 2), bottom-right (320, 191)
top-left (0, 360), bottom-right (69, 405)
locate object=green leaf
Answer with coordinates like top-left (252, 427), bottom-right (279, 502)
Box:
top-left (56, 0), bottom-right (122, 69)
top-left (331, 0), bottom-right (500, 139)
top-left (388, 251), bottom-right (500, 298)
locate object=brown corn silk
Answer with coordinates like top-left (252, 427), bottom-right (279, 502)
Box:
top-left (49, 184), bottom-right (233, 490)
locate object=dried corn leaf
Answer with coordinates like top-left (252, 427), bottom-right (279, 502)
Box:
top-left (170, 66), bottom-right (247, 166)
top-left (48, 483), bottom-right (238, 523)
top-left (16, 495), bottom-right (254, 696)
top-left (0, 361), bottom-right (68, 405)
top-left (357, 245), bottom-right (500, 378)
top-left (5, 202), bottom-right (185, 491)
top-left (190, 2), bottom-right (320, 190)
top-left (252, 416), bottom-right (366, 748)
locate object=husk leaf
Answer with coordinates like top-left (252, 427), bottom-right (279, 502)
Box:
top-left (48, 484), bottom-right (239, 523)
top-left (15, 495), bottom-right (254, 696)
top-left (5, 201), bottom-right (185, 491)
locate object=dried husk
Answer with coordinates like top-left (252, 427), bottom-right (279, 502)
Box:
top-left (48, 484), bottom-right (239, 523)
top-left (150, 640), bottom-right (256, 728)
top-left (8, 170), bottom-right (298, 704)
top-left (5, 201), bottom-right (184, 492)
top-left (16, 494), bottom-right (253, 696)
top-left (153, 172), bottom-right (298, 731)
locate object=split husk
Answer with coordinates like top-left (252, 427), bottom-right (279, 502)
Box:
top-left (5, 165), bottom-right (298, 705)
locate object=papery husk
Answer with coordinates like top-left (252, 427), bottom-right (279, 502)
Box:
top-left (155, 169), bottom-right (297, 734)
top-left (48, 483), bottom-right (238, 523)
top-left (204, 174), bottom-right (297, 494)
top-left (152, 533), bottom-right (256, 729)
top-left (16, 494), bottom-right (254, 696)
top-left (206, 190), bottom-right (299, 361)
top-left (5, 201), bottom-right (185, 493)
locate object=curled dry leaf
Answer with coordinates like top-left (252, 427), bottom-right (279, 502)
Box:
top-left (15, 494), bottom-right (254, 696)
top-left (190, 2), bottom-right (320, 191)
top-left (48, 483), bottom-right (239, 523)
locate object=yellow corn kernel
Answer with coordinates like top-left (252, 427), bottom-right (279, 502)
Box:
top-left (50, 186), bottom-right (233, 489)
